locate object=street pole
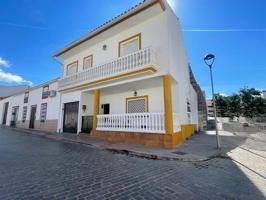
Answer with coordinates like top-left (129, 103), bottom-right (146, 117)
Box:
top-left (209, 65), bottom-right (221, 149)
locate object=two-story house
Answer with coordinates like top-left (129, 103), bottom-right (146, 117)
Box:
top-left (54, 0), bottom-right (199, 148)
top-left (0, 79), bottom-right (60, 132)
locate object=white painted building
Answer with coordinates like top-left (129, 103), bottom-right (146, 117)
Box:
top-left (54, 0), bottom-right (199, 148)
top-left (0, 79), bottom-right (60, 132)
top-left (0, 0), bottom-right (199, 148)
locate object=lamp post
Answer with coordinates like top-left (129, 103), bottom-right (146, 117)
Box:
top-left (204, 53), bottom-right (221, 149)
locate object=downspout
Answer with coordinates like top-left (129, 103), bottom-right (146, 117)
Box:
top-left (53, 57), bottom-right (64, 133)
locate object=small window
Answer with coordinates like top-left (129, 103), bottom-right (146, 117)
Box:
top-left (42, 85), bottom-right (49, 99)
top-left (187, 100), bottom-right (191, 113)
top-left (119, 33), bottom-right (141, 57)
top-left (66, 61), bottom-right (78, 76)
top-left (22, 106), bottom-right (27, 123)
top-left (83, 55), bottom-right (93, 69)
top-left (126, 96), bottom-right (148, 113)
top-left (101, 104), bottom-right (110, 115)
top-left (40, 103), bottom-right (47, 122)
top-left (24, 92), bottom-right (29, 103)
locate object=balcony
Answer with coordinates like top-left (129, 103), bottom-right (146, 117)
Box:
top-left (59, 47), bottom-right (157, 89)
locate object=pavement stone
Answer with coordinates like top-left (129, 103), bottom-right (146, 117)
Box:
top-left (0, 127), bottom-right (265, 199)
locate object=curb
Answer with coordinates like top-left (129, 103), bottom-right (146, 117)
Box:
top-left (2, 126), bottom-right (223, 162)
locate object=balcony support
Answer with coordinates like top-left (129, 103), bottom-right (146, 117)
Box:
top-left (163, 75), bottom-right (173, 135)
top-left (93, 89), bottom-right (100, 130)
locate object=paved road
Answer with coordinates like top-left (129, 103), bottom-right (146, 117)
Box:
top-left (0, 128), bottom-right (265, 200)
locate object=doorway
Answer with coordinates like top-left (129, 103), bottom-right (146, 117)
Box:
top-left (29, 105), bottom-right (37, 129)
top-left (2, 102), bottom-right (9, 125)
top-left (63, 102), bottom-right (79, 133)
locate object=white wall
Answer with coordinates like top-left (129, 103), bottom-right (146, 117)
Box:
top-left (61, 4), bottom-right (169, 78)
top-left (166, 5), bottom-right (193, 125)
top-left (100, 86), bottom-right (164, 114)
top-left (0, 81), bottom-right (60, 126)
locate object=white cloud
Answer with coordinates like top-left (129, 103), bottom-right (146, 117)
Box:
top-left (0, 57), bottom-right (10, 67)
top-left (0, 68), bottom-right (33, 86)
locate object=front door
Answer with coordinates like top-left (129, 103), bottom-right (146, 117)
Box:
top-left (11, 106), bottom-right (19, 127)
top-left (2, 102), bottom-right (9, 125)
top-left (63, 102), bottom-right (79, 133)
top-left (29, 105), bottom-right (37, 129)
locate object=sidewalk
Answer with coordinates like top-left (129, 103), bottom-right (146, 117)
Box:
top-left (7, 127), bottom-right (226, 162)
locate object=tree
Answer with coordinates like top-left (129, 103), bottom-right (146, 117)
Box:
top-left (228, 94), bottom-right (241, 118)
top-left (239, 87), bottom-right (262, 118)
top-left (215, 94), bottom-right (229, 117)
top-left (213, 87), bottom-right (266, 119)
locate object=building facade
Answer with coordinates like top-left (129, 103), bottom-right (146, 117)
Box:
top-left (54, 0), bottom-right (198, 148)
top-left (0, 0), bottom-right (200, 148)
top-left (0, 79), bottom-right (60, 132)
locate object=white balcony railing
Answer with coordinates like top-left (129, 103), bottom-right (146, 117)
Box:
top-left (97, 113), bottom-right (165, 133)
top-left (59, 47), bottom-right (156, 88)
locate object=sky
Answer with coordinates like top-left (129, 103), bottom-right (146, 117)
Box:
top-left (0, 0), bottom-right (265, 97)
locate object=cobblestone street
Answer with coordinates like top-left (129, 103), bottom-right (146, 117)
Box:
top-left (0, 128), bottom-right (265, 200)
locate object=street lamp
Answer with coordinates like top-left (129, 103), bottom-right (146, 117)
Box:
top-left (204, 53), bottom-right (221, 149)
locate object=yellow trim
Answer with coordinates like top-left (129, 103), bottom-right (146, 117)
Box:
top-left (83, 54), bottom-right (93, 69)
top-left (118, 33), bottom-right (141, 57)
top-left (163, 75), bottom-right (173, 135)
top-left (181, 124), bottom-right (196, 140)
top-left (59, 66), bottom-right (157, 92)
top-left (93, 89), bottom-right (100, 130)
top-left (126, 95), bottom-right (149, 113)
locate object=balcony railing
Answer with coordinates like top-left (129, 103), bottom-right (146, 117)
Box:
top-left (59, 47), bottom-right (156, 88)
top-left (97, 113), bottom-right (165, 133)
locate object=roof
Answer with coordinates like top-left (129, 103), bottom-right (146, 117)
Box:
top-left (0, 85), bottom-right (29, 98)
top-left (54, 0), bottom-right (165, 57)
top-left (0, 78), bottom-right (60, 100)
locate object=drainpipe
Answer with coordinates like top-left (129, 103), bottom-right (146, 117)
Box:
top-left (53, 56), bottom-right (64, 134)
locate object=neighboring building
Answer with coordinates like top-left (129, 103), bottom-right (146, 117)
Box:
top-left (53, 0), bottom-right (199, 148)
top-left (262, 90), bottom-right (266, 99)
top-left (206, 99), bottom-right (214, 118)
top-left (189, 65), bottom-right (207, 130)
top-left (0, 0), bottom-right (201, 148)
top-left (0, 79), bottom-right (60, 132)
top-left (0, 85), bottom-right (29, 100)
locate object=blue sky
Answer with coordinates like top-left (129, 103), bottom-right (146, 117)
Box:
top-left (0, 0), bottom-right (265, 97)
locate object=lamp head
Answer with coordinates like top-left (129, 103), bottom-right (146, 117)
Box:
top-left (204, 53), bottom-right (215, 67)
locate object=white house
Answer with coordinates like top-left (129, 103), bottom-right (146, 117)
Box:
top-left (53, 0), bottom-right (199, 148)
top-left (0, 79), bottom-right (60, 132)
top-left (0, 0), bottom-right (200, 148)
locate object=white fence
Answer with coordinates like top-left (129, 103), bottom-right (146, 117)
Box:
top-left (59, 47), bottom-right (156, 88)
top-left (97, 113), bottom-right (165, 133)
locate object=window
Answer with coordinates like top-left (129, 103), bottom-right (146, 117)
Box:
top-left (66, 61), bottom-right (78, 76)
top-left (83, 55), bottom-right (93, 69)
top-left (119, 33), bottom-right (141, 57)
top-left (42, 85), bottom-right (49, 99)
top-left (101, 104), bottom-right (110, 114)
top-left (126, 96), bottom-right (148, 113)
top-left (24, 92), bottom-right (29, 103)
top-left (187, 99), bottom-right (191, 123)
top-left (22, 106), bottom-right (27, 123)
top-left (40, 103), bottom-right (47, 122)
